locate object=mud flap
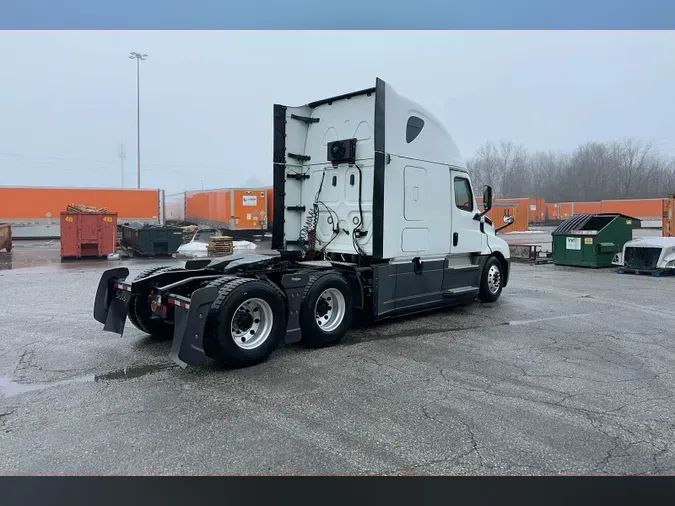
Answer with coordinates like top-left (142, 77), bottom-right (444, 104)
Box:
top-left (169, 287), bottom-right (219, 368)
top-left (104, 293), bottom-right (130, 335)
top-left (93, 267), bottom-right (129, 325)
top-left (281, 272), bottom-right (311, 344)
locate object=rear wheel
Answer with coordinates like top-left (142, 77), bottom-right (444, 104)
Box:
top-left (128, 265), bottom-right (182, 340)
top-left (299, 272), bottom-right (353, 348)
top-left (478, 256), bottom-right (503, 303)
top-left (204, 278), bottom-right (288, 368)
top-left (127, 266), bottom-right (168, 332)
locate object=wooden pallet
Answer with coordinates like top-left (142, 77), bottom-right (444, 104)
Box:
top-left (207, 236), bottom-right (234, 255)
top-left (208, 236), bottom-right (233, 243)
top-left (616, 267), bottom-right (675, 277)
top-left (66, 204), bottom-right (107, 213)
top-left (207, 248), bottom-right (234, 256)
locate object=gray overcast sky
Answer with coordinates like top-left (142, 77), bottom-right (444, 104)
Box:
top-left (0, 31), bottom-right (673, 195)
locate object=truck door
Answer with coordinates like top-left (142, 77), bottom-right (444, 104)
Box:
top-left (450, 170), bottom-right (485, 256)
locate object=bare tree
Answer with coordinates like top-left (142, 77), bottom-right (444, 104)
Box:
top-left (468, 140), bottom-right (500, 191)
top-left (466, 137), bottom-right (675, 202)
top-left (468, 140), bottom-right (528, 198)
top-left (496, 141), bottom-right (529, 198)
top-left (527, 150), bottom-right (568, 201)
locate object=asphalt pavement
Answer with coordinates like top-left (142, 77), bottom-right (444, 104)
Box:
top-left (0, 256), bottom-right (674, 474)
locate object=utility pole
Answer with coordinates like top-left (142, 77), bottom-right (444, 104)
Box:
top-left (129, 52), bottom-right (147, 189)
top-left (118, 143), bottom-right (127, 188)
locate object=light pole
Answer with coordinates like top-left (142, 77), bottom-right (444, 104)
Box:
top-left (118, 143), bottom-right (126, 188)
top-left (129, 52), bottom-right (147, 189)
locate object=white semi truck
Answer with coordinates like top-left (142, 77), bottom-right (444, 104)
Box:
top-left (92, 78), bottom-right (512, 369)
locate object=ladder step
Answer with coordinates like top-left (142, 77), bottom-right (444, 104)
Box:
top-left (287, 173), bottom-right (310, 181)
top-left (288, 153), bottom-right (310, 162)
top-left (290, 114), bottom-right (319, 124)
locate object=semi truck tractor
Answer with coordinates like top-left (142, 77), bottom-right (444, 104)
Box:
top-left (93, 78), bottom-right (512, 369)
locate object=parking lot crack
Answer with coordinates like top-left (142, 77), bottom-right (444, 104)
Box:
top-left (419, 405), bottom-right (489, 470)
top-left (652, 441), bottom-right (670, 473)
top-left (100, 405), bottom-right (180, 418)
top-left (362, 354), bottom-right (411, 378)
top-left (460, 421), bottom-right (487, 469)
top-left (0, 407), bottom-right (17, 419)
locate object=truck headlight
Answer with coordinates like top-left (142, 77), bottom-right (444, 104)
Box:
top-left (666, 259), bottom-right (675, 269)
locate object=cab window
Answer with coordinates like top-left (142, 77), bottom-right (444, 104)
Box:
top-left (454, 177), bottom-right (474, 212)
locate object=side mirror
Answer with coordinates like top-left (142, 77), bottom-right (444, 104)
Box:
top-left (495, 213), bottom-right (516, 232)
top-left (483, 185), bottom-right (493, 212)
top-left (474, 185), bottom-right (493, 220)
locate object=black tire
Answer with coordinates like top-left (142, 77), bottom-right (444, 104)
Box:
top-left (299, 272), bottom-right (353, 348)
top-left (478, 256), bottom-right (503, 303)
top-left (204, 275), bottom-right (240, 290)
top-left (134, 265), bottom-right (175, 281)
top-left (128, 266), bottom-right (183, 340)
top-left (127, 265), bottom-right (170, 332)
top-left (204, 278), bottom-right (288, 368)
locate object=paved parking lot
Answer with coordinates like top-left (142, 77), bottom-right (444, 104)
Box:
top-left (0, 256), bottom-right (674, 475)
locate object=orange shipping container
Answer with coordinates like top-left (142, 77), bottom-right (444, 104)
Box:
top-left (545, 203), bottom-right (559, 221)
top-left (543, 202), bottom-right (574, 220)
top-left (570, 201), bottom-right (602, 215)
top-left (479, 197), bottom-right (529, 224)
top-left (557, 202), bottom-right (575, 220)
top-left (0, 186), bottom-right (163, 238)
top-left (502, 198), bottom-right (529, 227)
top-left (528, 198), bottom-right (546, 223)
top-left (476, 198), bottom-right (529, 232)
top-left (489, 204), bottom-right (529, 232)
top-left (0, 187), bottom-right (161, 221)
top-left (545, 201), bottom-right (601, 221)
top-left (500, 197), bottom-right (528, 212)
top-left (186, 188), bottom-right (268, 231)
top-left (601, 199), bottom-right (664, 219)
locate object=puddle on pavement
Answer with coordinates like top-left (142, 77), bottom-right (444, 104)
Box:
top-left (93, 363), bottom-right (175, 381)
top-left (0, 363), bottom-right (175, 398)
top-left (0, 375), bottom-right (93, 398)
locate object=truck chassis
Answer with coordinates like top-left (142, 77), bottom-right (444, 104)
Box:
top-left (93, 252), bottom-right (508, 369)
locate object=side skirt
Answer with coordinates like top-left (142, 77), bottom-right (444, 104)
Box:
top-left (371, 254), bottom-right (488, 319)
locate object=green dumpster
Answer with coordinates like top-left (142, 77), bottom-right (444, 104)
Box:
top-left (120, 223), bottom-right (184, 257)
top-left (551, 213), bottom-right (634, 268)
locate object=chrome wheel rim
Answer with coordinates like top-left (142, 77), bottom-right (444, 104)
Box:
top-left (230, 298), bottom-right (273, 350)
top-left (314, 288), bottom-right (346, 332)
top-left (487, 264), bottom-right (501, 294)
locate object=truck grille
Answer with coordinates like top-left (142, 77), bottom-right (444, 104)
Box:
top-left (624, 247), bottom-right (661, 270)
